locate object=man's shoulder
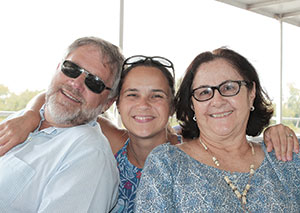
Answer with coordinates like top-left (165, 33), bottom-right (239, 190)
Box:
top-left (63, 120), bottom-right (100, 135)
top-left (69, 120), bottom-right (102, 136)
top-left (59, 121), bottom-right (111, 151)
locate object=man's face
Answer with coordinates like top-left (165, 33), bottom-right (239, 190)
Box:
top-left (45, 45), bottom-right (113, 127)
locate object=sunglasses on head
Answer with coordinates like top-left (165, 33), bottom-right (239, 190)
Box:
top-left (122, 55), bottom-right (175, 78)
top-left (61, 60), bottom-right (112, 94)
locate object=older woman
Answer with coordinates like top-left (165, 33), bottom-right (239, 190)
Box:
top-left (135, 48), bottom-right (300, 212)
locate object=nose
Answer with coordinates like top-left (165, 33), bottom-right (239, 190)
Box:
top-left (136, 96), bottom-right (151, 110)
top-left (70, 73), bottom-right (86, 92)
top-left (210, 89), bottom-right (226, 107)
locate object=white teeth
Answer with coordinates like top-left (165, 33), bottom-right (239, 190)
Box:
top-left (211, 111), bottom-right (232, 118)
top-left (134, 116), bottom-right (153, 121)
top-left (62, 91), bottom-right (80, 103)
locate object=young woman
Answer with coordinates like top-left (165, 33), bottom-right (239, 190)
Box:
top-left (112, 56), bottom-right (181, 212)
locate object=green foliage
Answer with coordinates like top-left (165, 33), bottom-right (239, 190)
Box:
top-left (284, 84), bottom-right (300, 117)
top-left (0, 84), bottom-right (9, 97)
top-left (0, 85), bottom-right (10, 108)
top-left (283, 84), bottom-right (300, 134)
top-left (0, 83), bottom-right (299, 134)
top-left (0, 84), bottom-right (42, 111)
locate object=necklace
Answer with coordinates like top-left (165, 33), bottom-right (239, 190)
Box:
top-left (199, 138), bottom-right (256, 208)
top-left (127, 141), bottom-right (144, 168)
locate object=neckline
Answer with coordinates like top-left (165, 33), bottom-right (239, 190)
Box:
top-left (121, 139), bottom-right (143, 170)
top-left (172, 143), bottom-right (266, 175)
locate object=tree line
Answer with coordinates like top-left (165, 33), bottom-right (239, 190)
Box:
top-left (0, 84), bottom-right (42, 113)
top-left (0, 83), bottom-right (299, 133)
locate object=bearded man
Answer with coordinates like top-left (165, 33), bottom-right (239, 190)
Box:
top-left (0, 36), bottom-right (124, 212)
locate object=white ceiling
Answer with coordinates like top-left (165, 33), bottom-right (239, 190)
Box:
top-left (216, 0), bottom-right (300, 27)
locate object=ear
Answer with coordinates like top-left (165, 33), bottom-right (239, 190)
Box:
top-left (169, 105), bottom-right (175, 116)
top-left (116, 106), bottom-right (120, 115)
top-left (191, 100), bottom-right (195, 112)
top-left (249, 81), bottom-right (256, 106)
top-left (102, 97), bottom-right (116, 113)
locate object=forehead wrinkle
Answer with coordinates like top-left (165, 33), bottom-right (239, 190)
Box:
top-left (193, 61), bottom-right (242, 89)
top-left (195, 80), bottom-right (239, 89)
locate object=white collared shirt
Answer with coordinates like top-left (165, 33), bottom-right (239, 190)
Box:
top-left (0, 107), bottom-right (119, 212)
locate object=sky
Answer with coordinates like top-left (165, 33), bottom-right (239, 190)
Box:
top-left (0, 0), bottom-right (299, 107)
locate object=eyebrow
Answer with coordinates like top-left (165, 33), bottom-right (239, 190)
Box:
top-left (152, 89), bottom-right (168, 96)
top-left (123, 88), bottom-right (138, 93)
top-left (194, 80), bottom-right (236, 88)
top-left (194, 84), bottom-right (211, 88)
top-left (123, 88), bottom-right (168, 95)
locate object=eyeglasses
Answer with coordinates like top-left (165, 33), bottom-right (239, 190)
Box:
top-left (61, 60), bottom-right (112, 94)
top-left (192, 80), bottom-right (249, 102)
top-left (122, 55), bottom-right (175, 78)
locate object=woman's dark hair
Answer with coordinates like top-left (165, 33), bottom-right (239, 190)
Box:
top-left (175, 47), bottom-right (274, 139)
top-left (116, 59), bottom-right (176, 111)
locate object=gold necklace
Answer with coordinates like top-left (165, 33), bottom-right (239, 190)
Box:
top-left (199, 138), bottom-right (256, 208)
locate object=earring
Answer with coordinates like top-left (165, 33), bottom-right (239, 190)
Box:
top-left (250, 106), bottom-right (255, 111)
top-left (193, 115), bottom-right (197, 121)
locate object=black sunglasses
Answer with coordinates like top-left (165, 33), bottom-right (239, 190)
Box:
top-left (61, 60), bottom-right (112, 94)
top-left (122, 55), bottom-right (175, 78)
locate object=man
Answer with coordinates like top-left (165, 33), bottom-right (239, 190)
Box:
top-left (0, 37), bottom-right (124, 212)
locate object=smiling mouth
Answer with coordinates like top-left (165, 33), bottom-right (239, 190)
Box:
top-left (133, 115), bottom-right (155, 122)
top-left (210, 111), bottom-right (233, 118)
top-left (61, 89), bottom-right (81, 103)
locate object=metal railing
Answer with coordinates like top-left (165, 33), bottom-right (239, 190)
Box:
top-left (0, 111), bottom-right (15, 117)
top-left (271, 117), bottom-right (300, 128)
top-left (1, 110), bottom-right (300, 129)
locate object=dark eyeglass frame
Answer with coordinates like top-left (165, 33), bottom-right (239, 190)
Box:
top-left (122, 55), bottom-right (175, 78)
top-left (61, 60), bottom-right (112, 94)
top-left (192, 80), bottom-right (249, 102)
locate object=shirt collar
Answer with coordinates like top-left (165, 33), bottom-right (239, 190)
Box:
top-left (33, 104), bottom-right (57, 135)
top-left (34, 104), bottom-right (98, 135)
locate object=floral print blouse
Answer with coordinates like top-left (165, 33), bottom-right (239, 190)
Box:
top-left (135, 142), bottom-right (300, 212)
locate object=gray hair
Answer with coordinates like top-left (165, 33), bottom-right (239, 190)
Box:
top-left (65, 36), bottom-right (124, 99)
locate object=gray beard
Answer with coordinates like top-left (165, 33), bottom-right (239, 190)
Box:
top-left (45, 85), bottom-right (103, 126)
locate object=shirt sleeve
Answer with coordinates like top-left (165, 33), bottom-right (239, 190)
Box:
top-left (38, 142), bottom-right (119, 213)
top-left (134, 145), bottom-right (175, 212)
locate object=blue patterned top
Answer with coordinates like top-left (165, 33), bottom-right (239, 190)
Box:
top-left (135, 142), bottom-right (300, 213)
top-left (112, 137), bottom-right (182, 213)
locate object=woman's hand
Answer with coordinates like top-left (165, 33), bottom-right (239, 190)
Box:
top-left (264, 124), bottom-right (299, 161)
top-left (0, 110), bottom-right (41, 156)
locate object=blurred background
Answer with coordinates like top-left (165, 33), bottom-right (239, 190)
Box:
top-left (0, 0), bottom-right (299, 135)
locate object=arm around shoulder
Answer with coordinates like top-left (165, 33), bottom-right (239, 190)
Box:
top-left (0, 92), bottom-right (45, 156)
top-left (97, 115), bottom-right (128, 154)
